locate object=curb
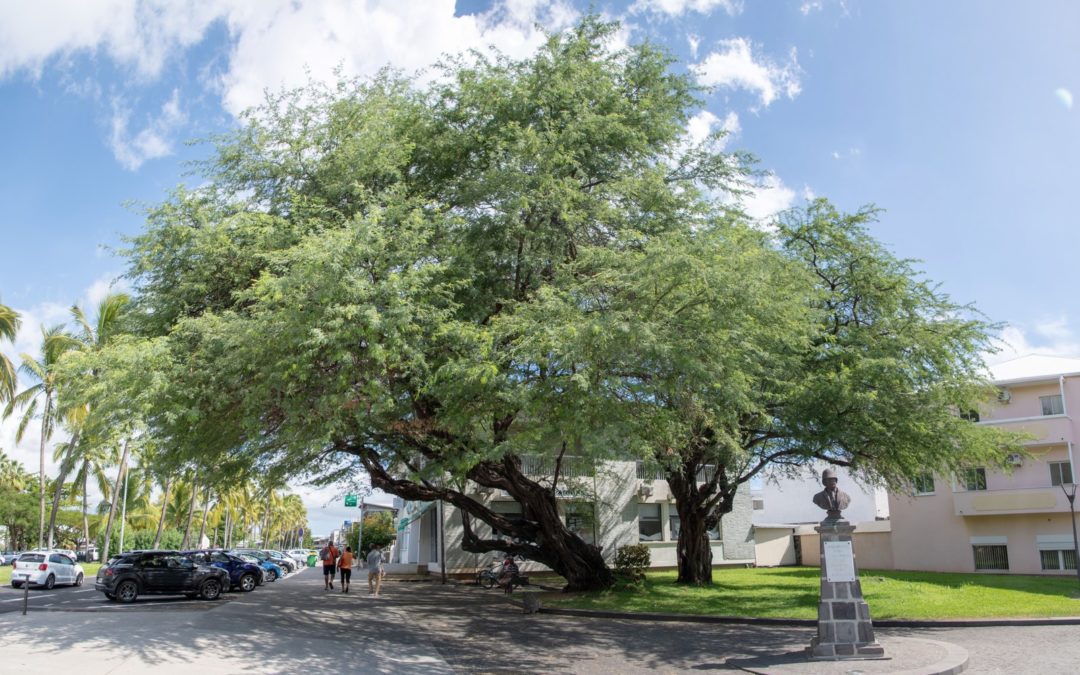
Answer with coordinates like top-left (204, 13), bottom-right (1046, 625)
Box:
top-left (531, 604), bottom-right (1080, 628)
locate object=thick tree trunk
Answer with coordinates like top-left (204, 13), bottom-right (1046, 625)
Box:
top-left (674, 501), bottom-right (713, 585)
top-left (152, 475), bottom-right (172, 549)
top-left (355, 445), bottom-right (614, 592)
top-left (180, 477), bottom-right (198, 549)
top-left (664, 454), bottom-right (735, 586)
top-left (100, 439), bottom-right (130, 562)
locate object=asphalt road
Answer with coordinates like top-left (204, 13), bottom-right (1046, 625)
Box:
top-left (1, 567), bottom-right (1078, 673)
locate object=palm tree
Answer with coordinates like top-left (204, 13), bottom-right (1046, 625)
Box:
top-left (0, 299), bottom-right (20, 403)
top-left (71, 439), bottom-right (112, 559)
top-left (3, 325), bottom-right (78, 548)
top-left (53, 294), bottom-right (130, 553)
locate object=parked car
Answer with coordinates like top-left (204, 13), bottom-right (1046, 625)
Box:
top-left (265, 550), bottom-right (298, 573)
top-left (2, 551), bottom-right (21, 565)
top-left (11, 551), bottom-right (86, 589)
top-left (94, 550), bottom-right (229, 603)
top-left (234, 553), bottom-right (283, 582)
top-left (231, 548), bottom-right (295, 575)
top-left (286, 549), bottom-right (309, 564)
top-left (184, 549), bottom-right (263, 592)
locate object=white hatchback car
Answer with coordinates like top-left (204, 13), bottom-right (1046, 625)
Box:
top-left (286, 549), bottom-right (309, 564)
top-left (11, 550), bottom-right (86, 589)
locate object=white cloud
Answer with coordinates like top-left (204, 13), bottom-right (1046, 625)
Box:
top-left (685, 109), bottom-right (740, 148)
top-left (740, 173), bottom-right (796, 220)
top-left (831, 150), bottom-right (841, 160)
top-left (800, 0), bottom-right (824, 14)
top-left (692, 38), bottom-right (801, 108)
top-left (988, 320), bottom-right (1080, 365)
top-left (0, 1), bottom-right (581, 157)
top-left (109, 88), bottom-right (187, 170)
top-left (632, 0), bottom-right (743, 17)
top-left (1054, 87), bottom-right (1073, 110)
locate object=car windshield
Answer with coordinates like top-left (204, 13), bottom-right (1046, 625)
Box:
top-left (19, 553), bottom-right (45, 563)
top-left (237, 554), bottom-right (259, 563)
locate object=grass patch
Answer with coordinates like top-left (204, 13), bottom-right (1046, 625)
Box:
top-left (544, 567), bottom-right (1080, 620)
top-left (0, 563), bottom-right (102, 585)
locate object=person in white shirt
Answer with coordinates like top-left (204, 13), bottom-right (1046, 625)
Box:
top-left (366, 543), bottom-right (384, 597)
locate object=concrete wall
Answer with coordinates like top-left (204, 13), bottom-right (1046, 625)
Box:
top-left (797, 520), bottom-right (894, 571)
top-left (754, 526), bottom-right (797, 566)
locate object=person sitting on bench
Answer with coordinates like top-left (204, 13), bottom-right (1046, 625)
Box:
top-left (496, 555), bottom-right (519, 590)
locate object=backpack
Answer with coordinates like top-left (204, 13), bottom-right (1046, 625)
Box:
top-left (319, 546), bottom-right (331, 562)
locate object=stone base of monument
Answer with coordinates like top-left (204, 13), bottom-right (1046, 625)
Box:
top-left (807, 519), bottom-right (886, 661)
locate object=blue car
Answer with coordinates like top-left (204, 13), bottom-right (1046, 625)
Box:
top-left (184, 549), bottom-right (263, 592)
top-left (233, 553), bottom-right (283, 582)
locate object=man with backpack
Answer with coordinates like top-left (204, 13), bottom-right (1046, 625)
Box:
top-left (320, 541), bottom-right (339, 590)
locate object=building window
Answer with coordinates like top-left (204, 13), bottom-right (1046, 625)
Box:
top-left (668, 512), bottom-right (720, 541)
top-left (490, 500), bottom-right (523, 538)
top-left (973, 544), bottom-right (1009, 570)
top-left (564, 502), bottom-right (595, 545)
top-left (962, 468), bottom-right (987, 491)
top-left (1040, 394), bottom-right (1064, 416)
top-left (638, 503), bottom-right (662, 541)
top-left (1040, 549), bottom-right (1078, 571)
top-left (913, 472), bottom-right (935, 495)
top-left (752, 498), bottom-right (765, 510)
top-left (1050, 461), bottom-right (1074, 487)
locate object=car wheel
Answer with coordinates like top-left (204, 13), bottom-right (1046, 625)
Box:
top-left (11, 582), bottom-right (21, 589)
top-left (116, 580), bottom-right (138, 603)
top-left (239, 573), bottom-right (256, 592)
top-left (199, 578), bottom-right (223, 601)
top-left (75, 573), bottom-right (84, 587)
top-left (44, 574), bottom-right (55, 590)
top-left (265, 569), bottom-right (277, 582)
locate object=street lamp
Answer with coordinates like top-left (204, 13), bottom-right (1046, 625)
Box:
top-left (1061, 481), bottom-right (1080, 590)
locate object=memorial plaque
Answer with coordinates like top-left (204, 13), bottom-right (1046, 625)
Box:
top-left (823, 540), bottom-right (856, 582)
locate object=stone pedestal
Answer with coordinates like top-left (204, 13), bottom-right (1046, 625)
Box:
top-left (807, 519), bottom-right (885, 660)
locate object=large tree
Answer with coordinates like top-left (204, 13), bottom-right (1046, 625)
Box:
top-left (570, 200), bottom-right (1021, 584)
top-left (120, 17), bottom-right (748, 590)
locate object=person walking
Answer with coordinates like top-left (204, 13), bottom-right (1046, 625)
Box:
top-left (320, 541), bottom-right (339, 590)
top-left (367, 542), bottom-right (384, 597)
top-left (338, 545), bottom-right (354, 593)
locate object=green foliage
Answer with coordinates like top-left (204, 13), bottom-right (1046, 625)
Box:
top-left (613, 544), bottom-right (651, 590)
top-left (100, 528), bottom-right (184, 555)
top-left (352, 511), bottom-right (396, 558)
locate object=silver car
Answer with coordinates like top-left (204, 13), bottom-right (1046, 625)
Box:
top-left (11, 551), bottom-right (86, 589)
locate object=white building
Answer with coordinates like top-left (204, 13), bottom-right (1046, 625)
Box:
top-left (393, 459), bottom-right (755, 575)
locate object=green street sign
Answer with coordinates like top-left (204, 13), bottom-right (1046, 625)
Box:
top-left (344, 494), bottom-right (358, 507)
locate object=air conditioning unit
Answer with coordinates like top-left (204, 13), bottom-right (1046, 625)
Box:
top-left (637, 484), bottom-right (653, 499)
top-left (998, 389), bottom-right (1012, 403)
top-left (1006, 453), bottom-right (1023, 467)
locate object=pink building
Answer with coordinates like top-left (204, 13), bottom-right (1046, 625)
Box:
top-left (889, 355), bottom-right (1080, 575)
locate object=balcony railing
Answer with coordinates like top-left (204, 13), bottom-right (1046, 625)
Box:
top-left (979, 415), bottom-right (1073, 446)
top-left (635, 461), bottom-right (715, 482)
top-left (520, 455), bottom-right (595, 478)
top-left (953, 485), bottom-right (1072, 517)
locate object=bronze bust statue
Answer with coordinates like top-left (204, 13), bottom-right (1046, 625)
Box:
top-left (812, 468), bottom-right (851, 521)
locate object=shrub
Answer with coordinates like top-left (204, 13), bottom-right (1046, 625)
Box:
top-left (614, 543), bottom-right (650, 584)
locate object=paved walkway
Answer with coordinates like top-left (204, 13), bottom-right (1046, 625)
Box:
top-left (1, 569), bottom-right (1077, 673)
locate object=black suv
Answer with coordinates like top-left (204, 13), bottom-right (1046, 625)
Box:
top-left (94, 550), bottom-right (230, 603)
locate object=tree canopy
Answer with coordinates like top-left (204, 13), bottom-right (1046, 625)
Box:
top-left (110, 16), bottom-right (1015, 589)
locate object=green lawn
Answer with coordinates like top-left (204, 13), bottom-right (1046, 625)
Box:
top-left (0, 562), bottom-right (102, 585)
top-left (543, 568), bottom-right (1080, 620)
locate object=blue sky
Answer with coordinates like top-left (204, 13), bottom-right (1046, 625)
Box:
top-left (2, 0), bottom-right (1079, 535)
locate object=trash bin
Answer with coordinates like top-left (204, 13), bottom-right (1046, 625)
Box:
top-left (307, 554), bottom-right (317, 567)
